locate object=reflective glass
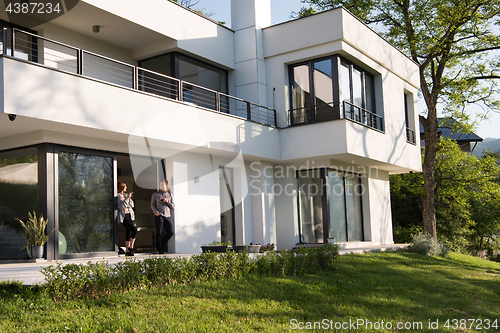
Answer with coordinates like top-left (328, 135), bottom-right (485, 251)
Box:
top-left (179, 55), bottom-right (227, 93)
top-left (352, 68), bottom-right (363, 108)
top-left (0, 147), bottom-right (38, 260)
top-left (314, 59), bottom-right (334, 120)
top-left (292, 64), bottom-right (312, 123)
top-left (327, 171), bottom-right (347, 242)
top-left (298, 170), bottom-right (324, 244)
top-left (220, 167), bottom-right (234, 244)
top-left (345, 174), bottom-right (363, 241)
top-left (58, 152), bottom-right (114, 254)
top-left (365, 74), bottom-right (374, 112)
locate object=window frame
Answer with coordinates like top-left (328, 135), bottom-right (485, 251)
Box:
top-left (139, 52), bottom-right (228, 94)
top-left (289, 55), bottom-right (376, 127)
top-left (296, 167), bottom-right (365, 244)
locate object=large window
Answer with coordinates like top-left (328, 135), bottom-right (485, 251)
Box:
top-left (0, 147), bottom-right (38, 260)
top-left (58, 151), bottom-right (114, 254)
top-left (298, 168), bottom-right (364, 244)
top-left (139, 52), bottom-right (228, 93)
top-left (289, 55), bottom-right (378, 129)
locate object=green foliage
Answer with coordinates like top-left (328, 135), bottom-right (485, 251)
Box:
top-left (391, 139), bottom-right (500, 253)
top-left (42, 244), bottom-right (340, 301)
top-left (299, 0), bottom-right (500, 240)
top-left (407, 232), bottom-right (449, 257)
top-left (16, 211), bottom-right (54, 249)
top-left (4, 252), bottom-right (500, 332)
top-left (203, 240), bottom-right (232, 246)
top-left (57, 152), bottom-right (114, 253)
top-left (259, 243), bottom-right (275, 252)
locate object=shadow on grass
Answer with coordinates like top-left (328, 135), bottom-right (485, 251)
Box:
top-left (158, 251), bottom-right (500, 325)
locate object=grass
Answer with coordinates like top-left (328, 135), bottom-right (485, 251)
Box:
top-left (1, 251), bottom-right (499, 332)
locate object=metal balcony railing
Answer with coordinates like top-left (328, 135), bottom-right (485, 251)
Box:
top-left (1, 27), bottom-right (277, 127)
top-left (288, 101), bottom-right (384, 132)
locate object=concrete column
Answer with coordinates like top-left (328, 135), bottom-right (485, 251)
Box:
top-left (231, 0), bottom-right (270, 107)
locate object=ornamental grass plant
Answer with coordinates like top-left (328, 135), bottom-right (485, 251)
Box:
top-left (16, 211), bottom-right (54, 250)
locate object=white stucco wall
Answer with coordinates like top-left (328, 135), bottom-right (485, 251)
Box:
top-left (264, 7), bottom-right (421, 173)
top-left (81, 0), bottom-right (235, 68)
top-left (1, 57), bottom-right (279, 160)
top-left (365, 171), bottom-right (394, 245)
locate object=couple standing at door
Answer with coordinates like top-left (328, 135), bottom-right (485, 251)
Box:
top-left (117, 180), bottom-right (174, 255)
top-left (150, 180), bottom-right (174, 254)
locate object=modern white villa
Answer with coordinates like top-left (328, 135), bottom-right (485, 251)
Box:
top-left (0, 0), bottom-right (421, 261)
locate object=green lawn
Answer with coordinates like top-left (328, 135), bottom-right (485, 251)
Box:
top-left (1, 251), bottom-right (499, 332)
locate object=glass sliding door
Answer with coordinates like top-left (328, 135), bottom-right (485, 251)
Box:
top-left (0, 147), bottom-right (38, 260)
top-left (298, 170), bottom-right (324, 243)
top-left (58, 151), bottom-right (114, 255)
top-left (298, 168), bottom-right (364, 244)
top-left (345, 174), bottom-right (364, 241)
top-left (327, 171), bottom-right (347, 242)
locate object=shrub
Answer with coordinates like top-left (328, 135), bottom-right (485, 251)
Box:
top-left (407, 232), bottom-right (449, 257)
top-left (42, 243), bottom-right (340, 301)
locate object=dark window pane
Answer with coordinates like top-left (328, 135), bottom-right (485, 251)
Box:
top-left (298, 170), bottom-right (324, 244)
top-left (340, 62), bottom-right (351, 104)
top-left (0, 147), bottom-right (38, 260)
top-left (140, 54), bottom-right (173, 77)
top-left (58, 152), bottom-right (114, 254)
top-left (328, 171), bottom-right (347, 242)
top-left (179, 55), bottom-right (227, 93)
top-left (365, 73), bottom-right (375, 113)
top-left (345, 174), bottom-right (363, 241)
top-left (292, 64), bottom-right (311, 123)
top-left (352, 67), bottom-right (363, 108)
top-left (314, 59), bottom-right (334, 120)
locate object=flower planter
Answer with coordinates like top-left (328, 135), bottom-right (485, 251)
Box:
top-left (201, 245), bottom-right (232, 253)
top-left (232, 245), bottom-right (261, 253)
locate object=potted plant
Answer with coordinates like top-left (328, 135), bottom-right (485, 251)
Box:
top-left (16, 211), bottom-right (54, 259)
top-left (233, 244), bottom-right (261, 253)
top-left (259, 243), bottom-right (276, 252)
top-left (201, 240), bottom-right (232, 253)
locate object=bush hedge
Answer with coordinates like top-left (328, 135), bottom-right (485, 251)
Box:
top-left (407, 232), bottom-right (449, 257)
top-left (42, 243), bottom-right (339, 301)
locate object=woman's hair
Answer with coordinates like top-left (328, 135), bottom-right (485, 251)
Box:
top-left (117, 182), bottom-right (127, 193)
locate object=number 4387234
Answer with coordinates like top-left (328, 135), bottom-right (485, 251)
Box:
top-left (6, 2), bottom-right (61, 14)
top-left (444, 319), bottom-right (498, 330)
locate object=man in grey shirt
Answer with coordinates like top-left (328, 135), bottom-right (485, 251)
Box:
top-left (151, 180), bottom-right (174, 254)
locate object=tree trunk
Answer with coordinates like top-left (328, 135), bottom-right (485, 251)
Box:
top-left (421, 108), bottom-right (439, 241)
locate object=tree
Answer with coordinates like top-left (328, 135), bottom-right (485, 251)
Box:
top-left (171, 0), bottom-right (216, 18)
top-left (391, 139), bottom-right (500, 252)
top-left (297, 0), bottom-right (500, 240)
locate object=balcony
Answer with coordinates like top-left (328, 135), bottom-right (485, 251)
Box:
top-left (289, 101), bottom-right (384, 132)
top-left (0, 27), bottom-right (276, 127)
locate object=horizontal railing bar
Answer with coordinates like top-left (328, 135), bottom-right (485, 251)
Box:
top-left (13, 28), bottom-right (79, 52)
top-left (82, 50), bottom-right (135, 69)
top-left (181, 81), bottom-right (219, 95)
top-left (219, 92), bottom-right (246, 103)
top-left (138, 67), bottom-right (181, 84)
top-left (7, 27), bottom-right (276, 127)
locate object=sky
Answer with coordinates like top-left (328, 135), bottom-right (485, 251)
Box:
top-left (201, 0), bottom-right (500, 139)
